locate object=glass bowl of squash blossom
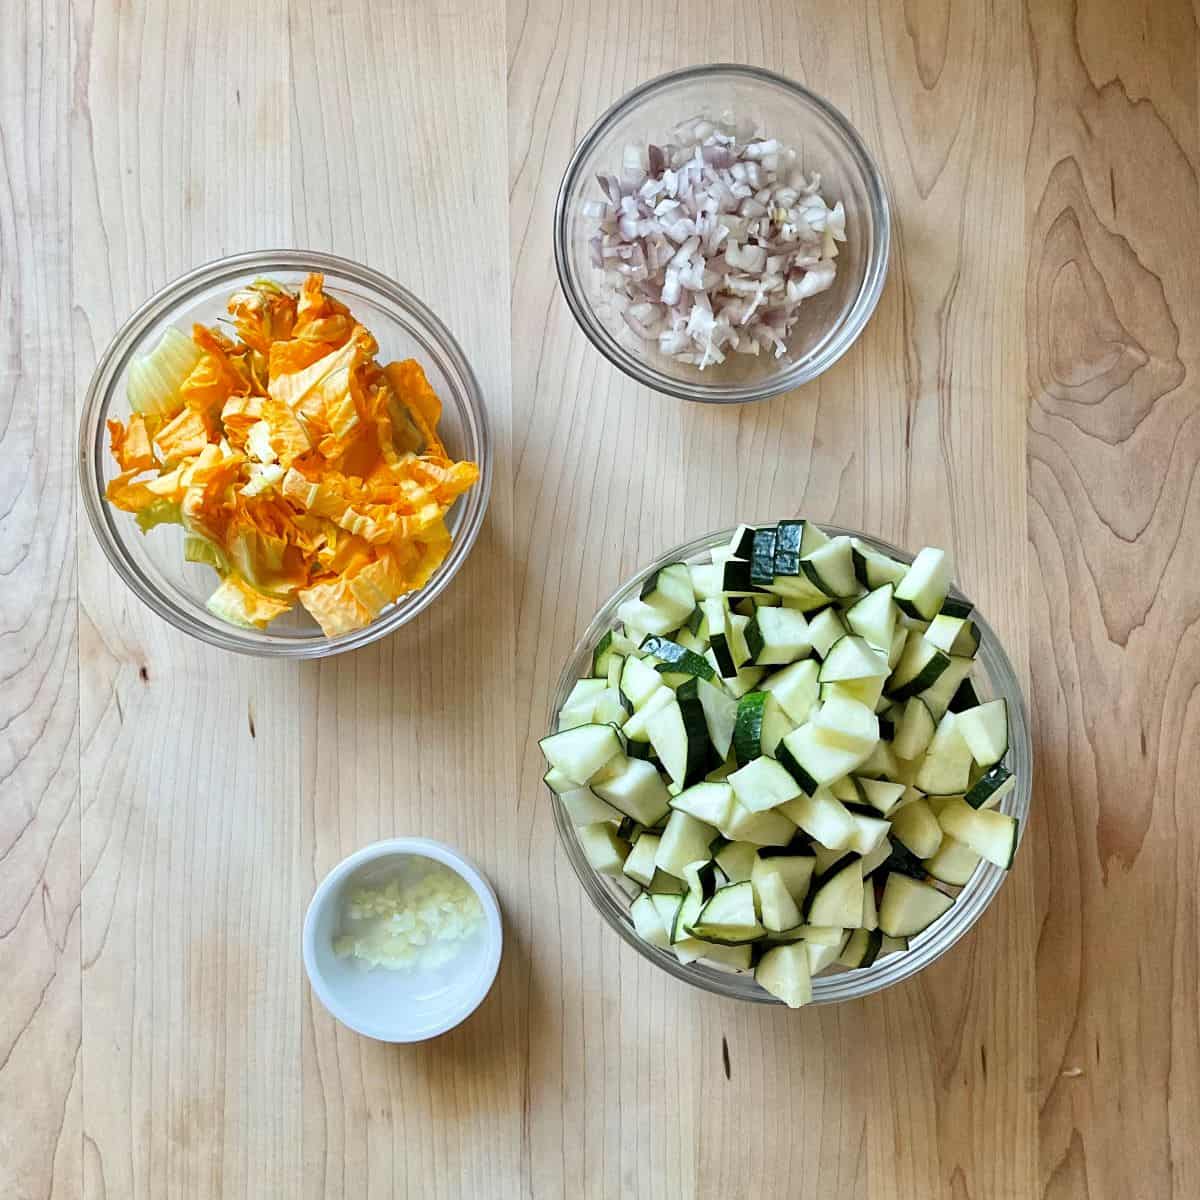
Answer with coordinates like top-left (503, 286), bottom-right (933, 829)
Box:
top-left (541, 524), bottom-right (1030, 1007)
top-left (79, 250), bottom-right (491, 657)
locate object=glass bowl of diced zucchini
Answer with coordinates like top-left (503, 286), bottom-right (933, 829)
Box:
top-left (539, 523), bottom-right (1030, 1007)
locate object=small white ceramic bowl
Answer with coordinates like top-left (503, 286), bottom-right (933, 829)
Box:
top-left (303, 838), bottom-right (502, 1043)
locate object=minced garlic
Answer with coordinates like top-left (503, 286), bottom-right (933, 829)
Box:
top-left (333, 859), bottom-right (484, 971)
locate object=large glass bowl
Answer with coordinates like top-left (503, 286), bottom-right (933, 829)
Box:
top-left (79, 250), bottom-right (492, 658)
top-left (554, 64), bottom-right (891, 404)
top-left (548, 527), bottom-right (1031, 1005)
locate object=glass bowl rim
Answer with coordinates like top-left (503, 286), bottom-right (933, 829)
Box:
top-left (78, 248), bottom-right (493, 659)
top-left (547, 524), bottom-right (1032, 1005)
top-left (553, 62), bottom-right (892, 404)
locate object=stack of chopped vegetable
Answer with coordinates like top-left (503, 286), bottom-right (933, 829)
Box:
top-left (104, 274), bottom-right (479, 635)
top-left (539, 522), bottom-right (1020, 1008)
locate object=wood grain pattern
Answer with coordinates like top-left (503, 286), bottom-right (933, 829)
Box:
top-left (1026, 4), bottom-right (1200, 1199)
top-left (2, 0), bottom-right (1196, 1196)
top-left (0, 4), bottom-right (81, 1198)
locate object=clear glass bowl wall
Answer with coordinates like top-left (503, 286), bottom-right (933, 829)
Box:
top-left (79, 250), bottom-right (492, 658)
top-left (547, 527), bottom-right (1031, 1004)
top-left (554, 63), bottom-right (891, 403)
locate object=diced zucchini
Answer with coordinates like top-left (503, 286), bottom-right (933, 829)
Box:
top-left (925, 613), bottom-right (980, 658)
top-left (539, 723), bottom-right (624, 785)
top-left (557, 678), bottom-right (607, 730)
top-left (920, 655), bottom-right (976, 721)
top-left (806, 856), bottom-right (864, 926)
top-left (809, 694), bottom-right (880, 754)
top-left (923, 835), bottom-right (981, 886)
top-left (669, 781), bottom-right (734, 829)
top-left (714, 839), bottom-right (759, 883)
top-left (756, 942), bottom-right (813, 1007)
top-left (640, 635), bottom-right (717, 681)
top-left (964, 763), bottom-right (1014, 810)
top-left (647, 690), bottom-right (708, 788)
top-left (878, 873), bottom-right (953, 937)
top-left (699, 942), bottom-right (754, 971)
top-left (722, 800), bottom-right (797, 847)
top-left (847, 811), bottom-right (891, 856)
top-left (888, 635), bottom-right (951, 700)
top-left (720, 558), bottom-right (763, 597)
top-left (639, 561), bottom-right (696, 625)
top-left (652, 891), bottom-right (684, 936)
top-left (777, 786), bottom-right (857, 849)
top-left (753, 866), bottom-right (802, 932)
top-left (617, 595), bottom-right (680, 640)
top-left (622, 833), bottom-right (661, 886)
top-left (647, 869), bottom-right (682, 894)
top-left (790, 924), bottom-right (843, 946)
top-left (779, 723), bottom-right (873, 789)
top-left (851, 539), bottom-right (908, 589)
top-left (806, 933), bottom-right (850, 975)
top-left (655, 810), bottom-right (719, 878)
top-left (889, 797), bottom-right (944, 859)
top-left (879, 934), bottom-right (909, 957)
top-left (914, 712), bottom-right (975, 795)
top-left (857, 739), bottom-right (901, 781)
top-left (821, 675), bottom-right (886, 710)
top-left (592, 630), bottom-right (616, 677)
top-left (729, 755), bottom-right (803, 813)
top-left (559, 786), bottom-right (623, 825)
top-left (818, 635), bottom-right (891, 682)
top-left (696, 676), bottom-right (738, 761)
top-left (689, 562), bottom-right (724, 600)
top-left (726, 525), bottom-right (758, 559)
top-left (807, 607), bottom-right (848, 657)
top-left (882, 839), bottom-right (928, 880)
top-left (800, 536), bottom-right (860, 599)
top-left (702, 600), bottom-right (732, 676)
top-left (543, 765), bottom-right (577, 794)
top-left (688, 881), bottom-right (765, 943)
top-left (577, 822), bottom-right (631, 875)
top-left (860, 835), bottom-right (893, 877)
top-left (746, 606), bottom-right (812, 665)
top-left (957, 699), bottom-right (1009, 767)
top-left (759, 659), bottom-right (820, 724)
top-left (892, 696), bottom-right (937, 759)
top-left (592, 755), bottom-right (671, 825)
top-left (630, 892), bottom-right (672, 948)
top-left (592, 687), bottom-right (627, 726)
top-left (703, 648), bottom-right (767, 698)
top-left (888, 625), bottom-right (909, 670)
top-left (894, 547), bottom-right (951, 621)
top-left (838, 927), bottom-right (883, 969)
top-left (856, 777), bottom-right (906, 816)
top-left (752, 853), bottom-right (815, 908)
top-left (760, 693), bottom-right (798, 758)
top-left (750, 528), bottom-right (778, 587)
top-left (620, 686), bottom-right (674, 741)
top-left (860, 878), bottom-right (878, 930)
top-left (947, 676), bottom-right (982, 714)
top-left (621, 654), bottom-right (667, 708)
top-left (845, 584), bottom-right (897, 651)
top-left (733, 691), bottom-right (767, 764)
top-left (937, 798), bottom-right (1019, 868)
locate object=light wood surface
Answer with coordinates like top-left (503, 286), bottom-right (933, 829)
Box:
top-left (1, 0), bottom-right (1194, 1197)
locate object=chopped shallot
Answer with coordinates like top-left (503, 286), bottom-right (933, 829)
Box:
top-left (587, 116), bottom-right (846, 368)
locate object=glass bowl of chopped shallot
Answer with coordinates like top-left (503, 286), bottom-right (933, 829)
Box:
top-left (79, 250), bottom-right (491, 657)
top-left (554, 64), bottom-right (890, 403)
